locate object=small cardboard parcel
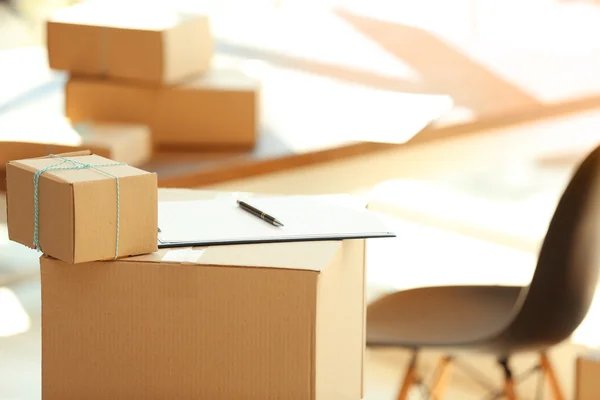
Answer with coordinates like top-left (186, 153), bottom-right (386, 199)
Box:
top-left (6, 151), bottom-right (158, 263)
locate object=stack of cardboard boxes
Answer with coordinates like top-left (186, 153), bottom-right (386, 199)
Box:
top-left (1, 2), bottom-right (260, 188)
top-left (5, 150), bottom-right (366, 399)
top-left (46, 0), bottom-right (260, 151)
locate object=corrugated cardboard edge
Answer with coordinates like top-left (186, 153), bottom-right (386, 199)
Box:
top-left (129, 241), bottom-right (342, 272)
top-left (40, 254), bottom-right (329, 274)
top-left (34, 150), bottom-right (93, 159)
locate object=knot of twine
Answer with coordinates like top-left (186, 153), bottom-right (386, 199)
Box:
top-left (33, 154), bottom-right (125, 259)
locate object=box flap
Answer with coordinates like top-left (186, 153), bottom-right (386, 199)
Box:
top-left (116, 240), bottom-right (342, 272)
top-left (36, 150), bottom-right (92, 158)
top-left (9, 153), bottom-right (150, 184)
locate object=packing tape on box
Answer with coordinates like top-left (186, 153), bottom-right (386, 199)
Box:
top-left (161, 247), bottom-right (206, 263)
top-left (33, 154), bottom-right (125, 259)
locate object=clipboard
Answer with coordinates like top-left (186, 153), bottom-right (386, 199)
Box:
top-left (157, 195), bottom-right (396, 248)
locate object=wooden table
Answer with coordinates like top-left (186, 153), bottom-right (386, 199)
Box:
top-left (142, 94), bottom-right (600, 189)
top-left (1, 85), bottom-right (598, 192)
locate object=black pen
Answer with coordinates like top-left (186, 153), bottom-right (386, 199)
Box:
top-left (237, 200), bottom-right (284, 227)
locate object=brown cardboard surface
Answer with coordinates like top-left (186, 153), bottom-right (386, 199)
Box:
top-left (76, 122), bottom-right (152, 166)
top-left (66, 70), bottom-right (259, 149)
top-left (132, 242), bottom-right (340, 271)
top-left (0, 120), bottom-right (152, 167)
top-left (154, 70), bottom-right (259, 148)
top-left (577, 353), bottom-right (600, 400)
top-left (66, 78), bottom-right (154, 124)
top-left (40, 190), bottom-right (365, 399)
top-left (46, 2), bottom-right (212, 85)
top-left (6, 152), bottom-right (157, 263)
top-left (41, 239), bottom-right (365, 399)
top-left (315, 237), bottom-right (365, 399)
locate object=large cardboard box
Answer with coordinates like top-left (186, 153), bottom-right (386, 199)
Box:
top-left (1, 118), bottom-right (152, 167)
top-left (41, 238), bottom-right (366, 399)
top-left (66, 70), bottom-right (259, 149)
top-left (46, 1), bottom-right (211, 85)
top-left (577, 353), bottom-right (600, 400)
top-left (6, 151), bottom-right (158, 263)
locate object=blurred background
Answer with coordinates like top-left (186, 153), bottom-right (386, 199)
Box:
top-left (3, 0), bottom-right (600, 398)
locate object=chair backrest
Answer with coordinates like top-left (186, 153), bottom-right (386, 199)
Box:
top-left (497, 144), bottom-right (600, 351)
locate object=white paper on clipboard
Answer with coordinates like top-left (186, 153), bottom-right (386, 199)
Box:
top-left (157, 195), bottom-right (395, 247)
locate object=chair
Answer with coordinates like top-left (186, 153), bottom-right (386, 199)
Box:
top-left (367, 144), bottom-right (600, 400)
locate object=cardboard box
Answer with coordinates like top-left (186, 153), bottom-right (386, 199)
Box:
top-left (46, 1), bottom-right (212, 85)
top-left (577, 353), bottom-right (600, 400)
top-left (72, 121), bottom-right (152, 166)
top-left (0, 169), bottom-right (5, 192)
top-left (1, 117), bottom-right (152, 167)
top-left (65, 69), bottom-right (259, 149)
top-left (41, 238), bottom-right (366, 399)
top-left (6, 151), bottom-right (158, 263)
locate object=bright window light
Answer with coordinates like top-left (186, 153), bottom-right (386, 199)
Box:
top-left (0, 287), bottom-right (31, 337)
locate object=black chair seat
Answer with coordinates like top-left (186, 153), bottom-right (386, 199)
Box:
top-left (367, 285), bottom-right (523, 348)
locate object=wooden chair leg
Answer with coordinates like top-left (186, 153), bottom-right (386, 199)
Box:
top-left (430, 356), bottom-right (453, 400)
top-left (540, 353), bottom-right (565, 400)
top-left (503, 378), bottom-right (518, 400)
top-left (396, 351), bottom-right (419, 400)
top-left (499, 357), bottom-right (519, 400)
